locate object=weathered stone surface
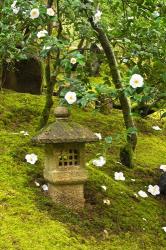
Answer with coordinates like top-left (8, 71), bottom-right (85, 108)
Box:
top-left (54, 106), bottom-right (70, 118)
top-left (3, 58), bottom-right (42, 94)
top-left (43, 143), bottom-right (88, 210)
top-left (44, 143), bottom-right (87, 185)
top-left (48, 184), bottom-right (85, 210)
top-left (32, 107), bottom-right (98, 211)
top-left (33, 107), bottom-right (99, 144)
top-left (33, 120), bottom-right (98, 143)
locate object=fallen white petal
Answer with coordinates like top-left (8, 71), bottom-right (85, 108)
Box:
top-left (148, 185), bottom-right (160, 196)
top-left (101, 185), bottom-right (107, 191)
top-left (25, 153), bottom-right (38, 165)
top-left (24, 131), bottom-right (29, 136)
top-left (103, 229), bottom-right (109, 235)
top-left (42, 184), bottom-right (48, 191)
top-left (160, 165), bottom-right (166, 172)
top-left (114, 172), bottom-right (125, 181)
top-left (92, 156), bottom-right (106, 167)
top-left (152, 126), bottom-right (162, 131)
top-left (138, 190), bottom-right (148, 198)
top-left (35, 181), bottom-right (40, 187)
top-left (94, 133), bottom-right (102, 140)
top-left (103, 199), bottom-right (110, 205)
top-left (116, 161), bottom-right (122, 165)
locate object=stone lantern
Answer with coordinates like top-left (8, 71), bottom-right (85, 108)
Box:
top-left (33, 107), bottom-right (98, 210)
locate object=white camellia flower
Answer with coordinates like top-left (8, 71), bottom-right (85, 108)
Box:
top-left (129, 74), bottom-right (144, 88)
top-left (64, 91), bottom-right (77, 104)
top-left (101, 185), bottom-right (107, 191)
top-left (160, 165), bottom-right (166, 172)
top-left (11, 0), bottom-right (17, 8)
top-left (92, 156), bottom-right (106, 167)
top-left (94, 133), bottom-right (102, 140)
top-left (128, 16), bottom-right (134, 20)
top-left (12, 7), bottom-right (20, 14)
top-left (148, 185), bottom-right (160, 196)
top-left (43, 45), bottom-right (51, 50)
top-left (122, 58), bottom-right (128, 63)
top-left (114, 172), bottom-right (125, 181)
top-left (103, 199), bottom-right (110, 205)
top-left (152, 125), bottom-right (162, 131)
top-left (70, 57), bottom-right (77, 64)
top-left (42, 184), bottom-right (48, 191)
top-left (162, 227), bottom-right (166, 232)
top-left (30, 8), bottom-right (40, 19)
top-left (47, 8), bottom-right (55, 16)
top-left (11, 0), bottom-right (20, 14)
top-left (37, 30), bottom-right (48, 38)
top-left (93, 9), bottom-right (102, 24)
top-left (152, 11), bottom-right (160, 18)
top-left (25, 153), bottom-right (38, 165)
top-left (138, 190), bottom-right (148, 198)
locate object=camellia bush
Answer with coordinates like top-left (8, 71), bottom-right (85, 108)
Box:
top-left (0, 0), bottom-right (165, 167)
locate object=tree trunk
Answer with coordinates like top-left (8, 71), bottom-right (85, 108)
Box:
top-left (39, 0), bottom-right (54, 128)
top-left (39, 57), bottom-right (54, 128)
top-left (0, 64), bottom-right (3, 90)
top-left (39, 0), bottom-right (61, 129)
top-left (89, 19), bottom-right (137, 167)
top-left (0, 1), bottom-right (4, 90)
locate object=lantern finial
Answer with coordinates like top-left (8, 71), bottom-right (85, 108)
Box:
top-left (54, 106), bottom-right (70, 119)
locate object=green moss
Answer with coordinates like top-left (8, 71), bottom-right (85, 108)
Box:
top-left (0, 90), bottom-right (166, 249)
top-left (135, 135), bottom-right (166, 168)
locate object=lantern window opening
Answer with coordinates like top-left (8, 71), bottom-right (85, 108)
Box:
top-left (58, 149), bottom-right (80, 167)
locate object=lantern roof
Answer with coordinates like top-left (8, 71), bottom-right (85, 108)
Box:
top-left (32, 107), bottom-right (99, 144)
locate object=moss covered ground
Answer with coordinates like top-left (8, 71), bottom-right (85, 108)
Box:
top-left (0, 90), bottom-right (166, 250)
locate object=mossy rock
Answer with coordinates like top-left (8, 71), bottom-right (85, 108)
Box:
top-left (3, 58), bottom-right (42, 95)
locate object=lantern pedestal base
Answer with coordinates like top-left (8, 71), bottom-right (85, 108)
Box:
top-left (48, 183), bottom-right (85, 210)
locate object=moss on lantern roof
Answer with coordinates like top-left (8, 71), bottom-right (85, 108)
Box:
top-left (32, 120), bottom-right (99, 144)
top-left (32, 107), bottom-right (99, 144)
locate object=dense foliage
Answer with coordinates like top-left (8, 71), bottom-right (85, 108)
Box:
top-left (0, 0), bottom-right (165, 166)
